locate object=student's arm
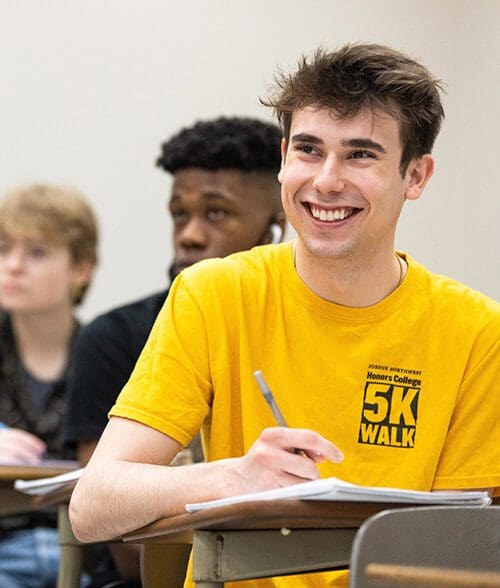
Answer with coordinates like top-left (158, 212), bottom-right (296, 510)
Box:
top-left (69, 416), bottom-right (342, 542)
top-left (77, 437), bottom-right (149, 581)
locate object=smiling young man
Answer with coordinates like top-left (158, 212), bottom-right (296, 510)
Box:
top-left (70, 45), bottom-right (500, 588)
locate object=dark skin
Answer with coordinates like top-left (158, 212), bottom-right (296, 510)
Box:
top-left (169, 167), bottom-right (285, 277)
top-left (77, 168), bottom-right (284, 468)
top-left (77, 167), bottom-right (285, 580)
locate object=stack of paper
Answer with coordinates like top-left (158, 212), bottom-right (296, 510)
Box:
top-left (14, 468), bottom-right (84, 496)
top-left (186, 476), bottom-right (491, 512)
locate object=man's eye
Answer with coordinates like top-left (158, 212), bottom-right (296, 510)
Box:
top-left (171, 211), bottom-right (188, 225)
top-left (295, 144), bottom-right (318, 155)
top-left (207, 208), bottom-right (227, 222)
top-left (351, 150), bottom-right (375, 159)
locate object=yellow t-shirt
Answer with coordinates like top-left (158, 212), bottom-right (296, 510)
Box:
top-left (111, 242), bottom-right (500, 587)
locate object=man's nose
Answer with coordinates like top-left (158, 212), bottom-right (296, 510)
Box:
top-left (177, 218), bottom-right (208, 248)
top-left (312, 156), bottom-right (346, 194)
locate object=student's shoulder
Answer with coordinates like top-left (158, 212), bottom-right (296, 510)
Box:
top-left (81, 289), bottom-right (168, 342)
top-left (412, 256), bottom-right (500, 331)
top-left (180, 243), bottom-right (291, 290)
top-left (422, 264), bottom-right (497, 311)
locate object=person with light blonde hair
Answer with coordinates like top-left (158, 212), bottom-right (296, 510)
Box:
top-left (0, 182), bottom-right (98, 587)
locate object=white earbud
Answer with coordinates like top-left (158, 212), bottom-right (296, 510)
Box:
top-left (270, 223), bottom-right (283, 244)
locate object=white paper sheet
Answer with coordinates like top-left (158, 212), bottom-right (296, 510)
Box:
top-left (14, 468), bottom-right (84, 495)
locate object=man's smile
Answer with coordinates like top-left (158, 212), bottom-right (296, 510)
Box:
top-left (305, 202), bottom-right (361, 223)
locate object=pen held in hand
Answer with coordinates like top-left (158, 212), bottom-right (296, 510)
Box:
top-left (253, 370), bottom-right (307, 457)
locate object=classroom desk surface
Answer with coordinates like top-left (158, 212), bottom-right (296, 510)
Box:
top-left (0, 461), bottom-right (77, 516)
top-left (124, 500), bottom-right (404, 586)
top-left (124, 499), bottom-right (394, 541)
top-left (0, 462), bottom-right (83, 588)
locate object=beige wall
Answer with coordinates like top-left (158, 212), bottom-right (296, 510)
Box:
top-left (1, 0), bottom-right (498, 320)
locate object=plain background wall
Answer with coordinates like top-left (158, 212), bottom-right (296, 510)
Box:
top-left (1, 0), bottom-right (498, 321)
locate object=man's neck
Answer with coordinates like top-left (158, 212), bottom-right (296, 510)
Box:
top-left (293, 242), bottom-right (406, 308)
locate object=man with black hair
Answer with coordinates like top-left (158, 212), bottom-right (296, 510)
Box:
top-left (65, 116), bottom-right (285, 586)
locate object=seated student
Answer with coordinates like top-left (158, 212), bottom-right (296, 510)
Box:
top-left (69, 44), bottom-right (500, 588)
top-left (0, 183), bottom-right (98, 588)
top-left (64, 116), bottom-right (285, 585)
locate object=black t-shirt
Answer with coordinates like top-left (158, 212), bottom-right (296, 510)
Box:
top-left (65, 289), bottom-right (168, 446)
top-left (0, 311), bottom-right (78, 459)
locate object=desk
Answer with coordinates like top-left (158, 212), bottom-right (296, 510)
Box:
top-left (0, 462), bottom-right (81, 588)
top-left (0, 462), bottom-right (76, 516)
top-left (124, 500), bottom-right (402, 587)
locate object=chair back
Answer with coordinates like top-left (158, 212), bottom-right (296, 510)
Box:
top-left (349, 505), bottom-right (500, 587)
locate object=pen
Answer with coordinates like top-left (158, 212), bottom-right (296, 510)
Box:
top-left (254, 370), bottom-right (288, 427)
top-left (253, 370), bottom-right (306, 456)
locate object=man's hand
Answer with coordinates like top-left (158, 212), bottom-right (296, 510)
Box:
top-left (0, 428), bottom-right (46, 465)
top-left (70, 419), bottom-right (344, 543)
top-left (234, 427), bottom-right (343, 493)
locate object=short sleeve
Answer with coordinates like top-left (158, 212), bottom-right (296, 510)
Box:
top-left (433, 337), bottom-right (500, 493)
top-left (109, 274), bottom-right (212, 447)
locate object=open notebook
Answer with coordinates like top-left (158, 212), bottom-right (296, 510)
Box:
top-left (186, 476), bottom-right (491, 512)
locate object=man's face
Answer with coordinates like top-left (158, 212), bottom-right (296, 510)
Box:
top-left (169, 168), bottom-right (276, 277)
top-left (279, 106), bottom-right (418, 264)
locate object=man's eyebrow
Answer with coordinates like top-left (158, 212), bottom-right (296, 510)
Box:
top-left (290, 134), bottom-right (386, 154)
top-left (290, 133), bottom-right (323, 145)
top-left (200, 191), bottom-right (233, 202)
top-left (169, 192), bottom-right (233, 205)
top-left (342, 138), bottom-right (386, 154)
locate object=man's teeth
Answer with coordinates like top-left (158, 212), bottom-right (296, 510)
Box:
top-left (310, 205), bottom-right (354, 222)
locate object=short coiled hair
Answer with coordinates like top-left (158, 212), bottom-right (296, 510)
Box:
top-left (262, 44), bottom-right (445, 175)
top-left (156, 116), bottom-right (282, 175)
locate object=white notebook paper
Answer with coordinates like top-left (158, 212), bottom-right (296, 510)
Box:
top-left (186, 476), bottom-right (491, 512)
top-left (14, 468), bottom-right (84, 496)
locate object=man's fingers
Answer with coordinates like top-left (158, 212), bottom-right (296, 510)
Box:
top-left (260, 427), bottom-right (344, 463)
top-left (307, 445), bottom-right (344, 464)
top-left (276, 449), bottom-right (321, 481)
top-left (244, 427), bottom-right (344, 490)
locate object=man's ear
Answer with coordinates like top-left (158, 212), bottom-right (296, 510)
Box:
top-left (277, 138), bottom-right (287, 184)
top-left (405, 154), bottom-right (434, 201)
